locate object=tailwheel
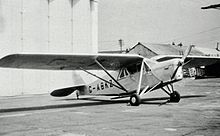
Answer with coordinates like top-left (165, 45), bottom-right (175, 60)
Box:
top-left (169, 91), bottom-right (180, 103)
top-left (76, 90), bottom-right (79, 100)
top-left (129, 94), bottom-right (141, 106)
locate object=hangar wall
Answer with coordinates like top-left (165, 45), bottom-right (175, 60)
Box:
top-left (0, 0), bottom-right (98, 96)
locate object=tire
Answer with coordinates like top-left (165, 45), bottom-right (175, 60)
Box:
top-left (170, 91), bottom-right (180, 103)
top-left (129, 94), bottom-right (141, 106)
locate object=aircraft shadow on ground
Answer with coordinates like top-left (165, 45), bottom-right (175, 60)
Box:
top-left (141, 95), bottom-right (206, 105)
top-left (0, 94), bottom-right (206, 113)
top-left (61, 94), bottom-right (207, 105)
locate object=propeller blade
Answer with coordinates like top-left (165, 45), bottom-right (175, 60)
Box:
top-left (171, 61), bottom-right (182, 79)
top-left (182, 45), bottom-right (195, 62)
top-left (171, 45), bottom-right (195, 80)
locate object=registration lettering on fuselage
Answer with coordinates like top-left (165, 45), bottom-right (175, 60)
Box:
top-left (89, 80), bottom-right (114, 93)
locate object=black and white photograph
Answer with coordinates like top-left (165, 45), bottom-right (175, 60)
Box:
top-left (0, 0), bottom-right (220, 135)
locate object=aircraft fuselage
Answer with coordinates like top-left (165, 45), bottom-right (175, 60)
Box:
top-left (81, 58), bottom-right (183, 96)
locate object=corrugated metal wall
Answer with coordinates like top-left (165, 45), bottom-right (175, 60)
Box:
top-left (0, 0), bottom-right (96, 96)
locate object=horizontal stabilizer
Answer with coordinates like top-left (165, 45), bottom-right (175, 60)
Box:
top-left (50, 84), bottom-right (86, 97)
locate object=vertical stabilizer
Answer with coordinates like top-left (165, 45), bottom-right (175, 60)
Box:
top-left (72, 71), bottom-right (86, 85)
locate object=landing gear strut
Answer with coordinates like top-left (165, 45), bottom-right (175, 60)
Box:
top-left (129, 94), bottom-right (141, 106)
top-left (161, 84), bottom-right (181, 104)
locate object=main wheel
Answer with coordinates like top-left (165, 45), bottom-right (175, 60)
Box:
top-left (129, 94), bottom-right (141, 106)
top-left (170, 91), bottom-right (180, 103)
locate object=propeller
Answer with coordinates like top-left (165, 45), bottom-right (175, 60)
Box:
top-left (171, 61), bottom-right (183, 79)
top-left (171, 45), bottom-right (194, 80)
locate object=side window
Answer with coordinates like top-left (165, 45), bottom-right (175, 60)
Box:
top-left (119, 69), bottom-right (124, 78)
top-left (127, 65), bottom-right (137, 75)
top-left (124, 69), bottom-right (129, 76)
top-left (118, 68), bottom-right (129, 79)
top-left (127, 62), bottom-right (151, 75)
top-left (144, 63), bottom-right (151, 72)
top-left (127, 63), bottom-right (141, 75)
top-left (136, 63), bottom-right (141, 72)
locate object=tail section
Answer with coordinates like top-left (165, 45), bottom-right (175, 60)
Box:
top-left (51, 71), bottom-right (88, 97)
top-left (72, 71), bottom-right (86, 85)
top-left (50, 84), bottom-right (87, 97)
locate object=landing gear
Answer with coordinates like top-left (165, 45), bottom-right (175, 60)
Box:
top-left (169, 91), bottom-right (180, 103)
top-left (129, 94), bottom-right (141, 106)
top-left (76, 90), bottom-right (79, 99)
top-left (161, 84), bottom-right (181, 104)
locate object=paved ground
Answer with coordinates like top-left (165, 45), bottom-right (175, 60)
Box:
top-left (0, 78), bottom-right (220, 136)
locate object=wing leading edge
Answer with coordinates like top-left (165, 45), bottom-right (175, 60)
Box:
top-left (0, 53), bottom-right (144, 70)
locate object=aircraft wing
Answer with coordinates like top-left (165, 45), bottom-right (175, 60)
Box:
top-left (152, 55), bottom-right (220, 68)
top-left (0, 53), bottom-right (144, 70)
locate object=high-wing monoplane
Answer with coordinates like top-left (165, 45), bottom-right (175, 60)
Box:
top-left (0, 45), bottom-right (217, 106)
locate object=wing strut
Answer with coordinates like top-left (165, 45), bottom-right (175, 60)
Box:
top-left (80, 67), bottom-right (124, 91)
top-left (95, 60), bottom-right (128, 92)
top-left (137, 61), bottom-right (145, 95)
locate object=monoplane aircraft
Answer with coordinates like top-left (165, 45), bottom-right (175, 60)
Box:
top-left (0, 45), bottom-right (219, 106)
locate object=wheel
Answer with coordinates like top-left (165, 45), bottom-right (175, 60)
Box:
top-left (129, 94), bottom-right (141, 106)
top-left (170, 91), bottom-right (180, 103)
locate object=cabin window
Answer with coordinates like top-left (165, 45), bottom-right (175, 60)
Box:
top-left (118, 68), bottom-right (129, 79)
top-left (127, 63), bottom-right (151, 75)
top-left (144, 63), bottom-right (151, 72)
top-left (127, 63), bottom-right (141, 75)
top-left (119, 70), bottom-right (124, 78)
top-left (118, 62), bottom-right (151, 79)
